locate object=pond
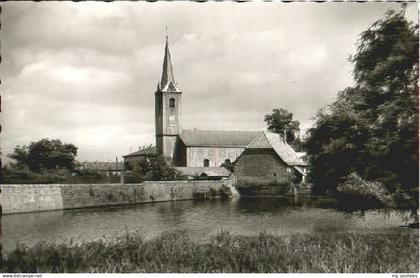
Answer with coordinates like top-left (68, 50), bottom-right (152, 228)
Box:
top-left (0, 195), bottom-right (417, 252)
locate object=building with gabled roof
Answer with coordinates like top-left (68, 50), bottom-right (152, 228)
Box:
top-left (234, 132), bottom-right (307, 192)
top-left (245, 132), bottom-right (307, 166)
top-left (123, 146), bottom-right (157, 169)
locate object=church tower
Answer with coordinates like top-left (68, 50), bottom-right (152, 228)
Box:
top-left (155, 34), bottom-right (182, 160)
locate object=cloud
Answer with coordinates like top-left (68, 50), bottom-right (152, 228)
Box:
top-left (1, 1), bottom-right (417, 162)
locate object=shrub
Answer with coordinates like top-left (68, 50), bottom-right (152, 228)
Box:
top-left (1, 164), bottom-right (121, 184)
top-left (0, 165), bottom-right (67, 184)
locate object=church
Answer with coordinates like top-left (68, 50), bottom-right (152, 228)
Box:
top-left (124, 35), bottom-right (306, 180)
top-left (124, 35), bottom-right (263, 168)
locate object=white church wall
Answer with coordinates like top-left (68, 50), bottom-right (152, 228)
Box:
top-left (186, 147), bottom-right (245, 167)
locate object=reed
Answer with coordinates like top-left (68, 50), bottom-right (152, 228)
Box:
top-left (1, 230), bottom-right (418, 273)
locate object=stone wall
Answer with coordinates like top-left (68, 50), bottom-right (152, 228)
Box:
top-left (0, 180), bottom-right (228, 215)
top-left (0, 184), bottom-right (64, 213)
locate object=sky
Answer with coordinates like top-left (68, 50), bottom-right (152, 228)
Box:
top-left (1, 1), bottom-right (417, 163)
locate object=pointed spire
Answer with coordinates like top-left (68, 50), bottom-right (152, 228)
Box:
top-left (160, 28), bottom-right (179, 92)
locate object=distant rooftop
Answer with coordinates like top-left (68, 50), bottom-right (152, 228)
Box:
top-left (79, 161), bottom-right (124, 171)
top-left (123, 146), bottom-right (157, 157)
top-left (179, 130), bottom-right (263, 147)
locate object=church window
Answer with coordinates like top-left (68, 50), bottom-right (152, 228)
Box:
top-left (204, 159), bottom-right (210, 167)
top-left (169, 98), bottom-right (175, 108)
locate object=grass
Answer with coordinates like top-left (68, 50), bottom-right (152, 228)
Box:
top-left (0, 230), bottom-right (418, 273)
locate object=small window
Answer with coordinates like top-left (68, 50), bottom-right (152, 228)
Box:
top-left (204, 159), bottom-right (210, 167)
top-left (224, 159), bottom-right (231, 164)
top-left (273, 172), bottom-right (277, 177)
top-left (169, 98), bottom-right (175, 108)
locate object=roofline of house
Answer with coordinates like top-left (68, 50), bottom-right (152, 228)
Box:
top-left (233, 147), bottom-right (307, 167)
top-left (288, 163), bottom-right (308, 166)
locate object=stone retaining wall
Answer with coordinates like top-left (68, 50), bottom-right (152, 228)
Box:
top-left (0, 180), bottom-right (229, 215)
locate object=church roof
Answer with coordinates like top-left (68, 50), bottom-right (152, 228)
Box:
top-left (159, 35), bottom-right (180, 92)
top-left (179, 130), bottom-right (263, 147)
top-left (123, 146), bottom-right (157, 157)
top-left (246, 131), bottom-right (307, 166)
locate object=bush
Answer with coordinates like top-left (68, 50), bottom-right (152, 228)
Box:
top-left (337, 173), bottom-right (391, 203)
top-left (67, 169), bottom-right (121, 184)
top-left (1, 164), bottom-right (122, 184)
top-left (1, 165), bottom-right (67, 184)
top-left (130, 156), bottom-right (182, 181)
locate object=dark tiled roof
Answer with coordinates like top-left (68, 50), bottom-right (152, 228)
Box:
top-left (175, 167), bottom-right (231, 177)
top-left (247, 132), bottom-right (307, 166)
top-left (179, 130), bottom-right (263, 147)
top-left (79, 162), bottom-right (124, 171)
top-left (123, 146), bottom-right (157, 157)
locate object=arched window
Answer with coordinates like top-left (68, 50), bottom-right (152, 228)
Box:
top-left (203, 159), bottom-right (210, 167)
top-left (169, 98), bottom-right (175, 108)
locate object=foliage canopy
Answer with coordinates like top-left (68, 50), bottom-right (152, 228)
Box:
top-left (128, 155), bottom-right (182, 181)
top-left (304, 6), bottom-right (418, 205)
top-left (264, 108), bottom-right (301, 149)
top-left (8, 138), bottom-right (78, 172)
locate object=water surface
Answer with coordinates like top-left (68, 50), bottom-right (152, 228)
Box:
top-left (0, 196), bottom-right (416, 251)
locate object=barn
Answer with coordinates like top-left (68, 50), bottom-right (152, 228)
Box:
top-left (234, 131), bottom-right (307, 195)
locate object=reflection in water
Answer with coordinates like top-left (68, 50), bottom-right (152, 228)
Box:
top-left (0, 196), bottom-right (417, 252)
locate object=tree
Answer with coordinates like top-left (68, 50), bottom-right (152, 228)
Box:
top-left (8, 139), bottom-right (78, 172)
top-left (145, 156), bottom-right (181, 181)
top-left (130, 155), bottom-right (181, 181)
top-left (264, 108), bottom-right (301, 147)
top-left (349, 6), bottom-right (418, 193)
top-left (304, 102), bottom-right (367, 194)
top-left (8, 145), bottom-right (29, 167)
top-left (305, 6), bottom-right (418, 205)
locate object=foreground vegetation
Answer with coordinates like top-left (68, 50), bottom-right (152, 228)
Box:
top-left (1, 230), bottom-right (418, 273)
